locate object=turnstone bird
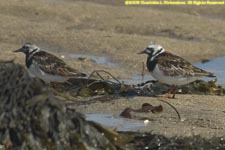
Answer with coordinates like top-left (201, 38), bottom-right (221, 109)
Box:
top-left (14, 43), bottom-right (86, 83)
top-left (138, 44), bottom-right (215, 98)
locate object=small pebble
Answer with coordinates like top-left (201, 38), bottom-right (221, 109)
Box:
top-left (144, 120), bottom-right (150, 125)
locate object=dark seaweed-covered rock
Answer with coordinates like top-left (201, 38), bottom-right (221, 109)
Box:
top-left (0, 61), bottom-right (123, 150)
top-left (122, 132), bottom-right (225, 150)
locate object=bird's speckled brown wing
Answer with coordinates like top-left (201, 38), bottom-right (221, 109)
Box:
top-left (32, 51), bottom-right (86, 77)
top-left (156, 52), bottom-right (214, 77)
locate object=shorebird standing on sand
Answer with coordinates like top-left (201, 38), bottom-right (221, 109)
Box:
top-left (14, 43), bottom-right (86, 84)
top-left (138, 44), bottom-right (215, 98)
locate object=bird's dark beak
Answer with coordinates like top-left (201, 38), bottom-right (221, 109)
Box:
top-left (13, 48), bottom-right (22, 53)
top-left (137, 50), bottom-right (146, 54)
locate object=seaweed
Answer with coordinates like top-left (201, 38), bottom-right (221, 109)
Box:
top-left (51, 70), bottom-right (225, 100)
top-left (123, 132), bottom-right (225, 150)
top-left (120, 103), bottom-right (163, 119)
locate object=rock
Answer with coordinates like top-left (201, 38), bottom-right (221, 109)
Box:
top-left (0, 61), bottom-right (123, 150)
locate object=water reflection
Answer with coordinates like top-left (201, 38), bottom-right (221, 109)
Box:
top-left (85, 113), bottom-right (145, 131)
top-left (195, 57), bottom-right (225, 84)
top-left (65, 53), bottom-right (117, 67)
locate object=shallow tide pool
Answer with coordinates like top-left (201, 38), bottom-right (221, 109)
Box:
top-left (195, 57), bottom-right (225, 84)
top-left (85, 114), bottom-right (145, 131)
top-left (64, 53), bottom-right (117, 67)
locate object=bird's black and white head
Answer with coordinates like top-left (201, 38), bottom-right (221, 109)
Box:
top-left (138, 44), bottom-right (165, 61)
top-left (14, 43), bottom-right (40, 56)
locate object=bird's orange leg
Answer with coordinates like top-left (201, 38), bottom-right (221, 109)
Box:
top-left (171, 86), bottom-right (178, 99)
top-left (163, 85), bottom-right (176, 98)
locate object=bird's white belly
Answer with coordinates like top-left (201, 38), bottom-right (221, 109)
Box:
top-left (151, 65), bottom-right (199, 86)
top-left (28, 63), bottom-right (68, 83)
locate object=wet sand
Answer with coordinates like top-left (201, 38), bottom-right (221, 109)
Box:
top-left (1, 0), bottom-right (225, 139)
top-left (76, 95), bottom-right (225, 138)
